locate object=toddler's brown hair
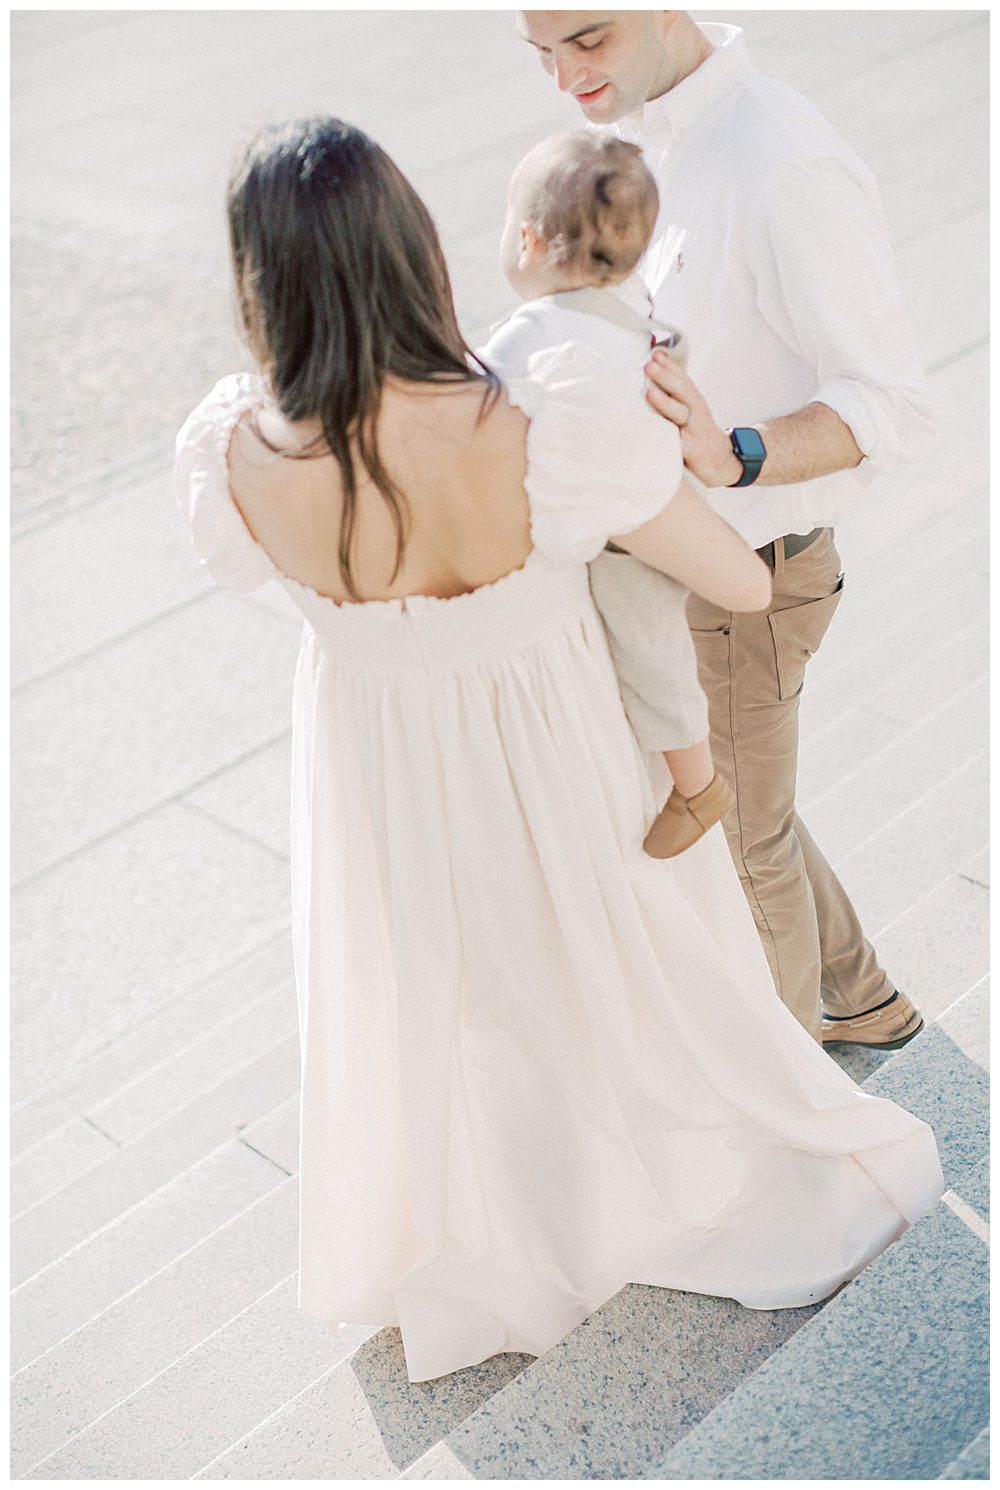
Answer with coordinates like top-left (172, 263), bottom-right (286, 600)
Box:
top-left (521, 132), bottom-right (659, 286)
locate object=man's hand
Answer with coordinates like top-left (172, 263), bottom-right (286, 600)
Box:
top-left (645, 348), bottom-right (867, 487)
top-left (645, 349), bottom-right (743, 487)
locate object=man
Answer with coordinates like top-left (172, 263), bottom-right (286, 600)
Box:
top-left (518, 11), bottom-right (933, 1048)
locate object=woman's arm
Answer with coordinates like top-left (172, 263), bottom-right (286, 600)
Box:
top-left (611, 478), bottom-right (772, 612)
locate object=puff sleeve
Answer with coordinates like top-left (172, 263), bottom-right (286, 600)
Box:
top-left (504, 343), bottom-right (685, 564)
top-left (173, 373), bottom-right (282, 591)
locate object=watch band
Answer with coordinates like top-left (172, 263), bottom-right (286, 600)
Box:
top-left (727, 427), bottom-right (766, 488)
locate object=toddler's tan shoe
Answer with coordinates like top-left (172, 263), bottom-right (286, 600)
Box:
top-left (821, 990), bottom-right (925, 1050)
top-left (644, 773), bottom-right (734, 859)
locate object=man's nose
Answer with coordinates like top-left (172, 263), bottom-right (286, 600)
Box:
top-left (553, 51), bottom-right (587, 94)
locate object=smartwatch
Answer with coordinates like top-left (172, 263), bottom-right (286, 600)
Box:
top-left (727, 426), bottom-right (767, 487)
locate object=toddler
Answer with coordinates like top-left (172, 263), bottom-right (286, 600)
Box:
top-left (481, 131), bottom-right (733, 858)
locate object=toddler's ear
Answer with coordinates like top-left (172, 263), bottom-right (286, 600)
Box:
top-left (518, 222), bottom-right (547, 270)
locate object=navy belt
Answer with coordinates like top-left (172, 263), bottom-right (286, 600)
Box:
top-left (756, 527), bottom-right (824, 570)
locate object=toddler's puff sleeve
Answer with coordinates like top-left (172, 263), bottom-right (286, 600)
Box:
top-left (504, 343), bottom-right (685, 564)
top-left (173, 372), bottom-right (281, 592)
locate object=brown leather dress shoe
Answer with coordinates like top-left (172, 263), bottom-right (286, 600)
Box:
top-left (821, 990), bottom-right (925, 1050)
top-left (644, 773), bottom-right (735, 859)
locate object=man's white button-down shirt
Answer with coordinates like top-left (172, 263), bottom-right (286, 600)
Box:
top-left (609, 23), bottom-right (933, 548)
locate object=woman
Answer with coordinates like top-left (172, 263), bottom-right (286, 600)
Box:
top-left (175, 118), bottom-right (942, 1384)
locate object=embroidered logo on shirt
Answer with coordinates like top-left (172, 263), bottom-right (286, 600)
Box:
top-left (676, 253), bottom-right (685, 273)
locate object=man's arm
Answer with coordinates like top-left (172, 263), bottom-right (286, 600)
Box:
top-left (645, 151), bottom-right (932, 489)
top-left (644, 353), bottom-right (864, 487)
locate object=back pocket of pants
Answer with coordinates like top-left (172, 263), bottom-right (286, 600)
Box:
top-left (768, 577), bottom-right (844, 701)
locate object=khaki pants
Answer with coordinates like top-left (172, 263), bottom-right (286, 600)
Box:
top-left (687, 529), bottom-right (893, 1042)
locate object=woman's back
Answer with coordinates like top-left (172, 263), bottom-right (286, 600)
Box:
top-left (228, 379), bottom-right (533, 604)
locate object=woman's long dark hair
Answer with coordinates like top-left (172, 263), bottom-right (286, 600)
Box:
top-left (227, 118), bottom-right (498, 598)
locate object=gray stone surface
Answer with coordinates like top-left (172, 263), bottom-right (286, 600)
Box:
top-left (652, 1203), bottom-right (988, 1481)
top-left (12, 1140), bottom-right (285, 1373)
top-left (185, 735), bottom-right (294, 861)
top-left (240, 1094), bottom-right (299, 1177)
top-left (824, 1041), bottom-right (894, 1088)
top-left (951, 1155), bottom-right (989, 1229)
top-left (11, 472), bottom-right (213, 686)
top-left (196, 1331), bottom-right (534, 1480)
top-left (10, 221), bottom-right (243, 524)
top-left (938, 977), bottom-right (990, 1073)
top-left (959, 849), bottom-right (989, 889)
top-left (867, 615), bottom-right (989, 730)
top-left (87, 980), bottom-right (296, 1145)
top-left (26, 1276), bottom-right (374, 1481)
top-left (871, 870), bottom-right (990, 1026)
top-left (13, 1032), bottom-right (299, 1287)
top-left (801, 574), bottom-right (987, 764)
top-left (827, 753), bottom-right (989, 938)
top-left (431, 1285), bottom-right (817, 1481)
top-left (11, 807), bottom-right (291, 1102)
top-left (11, 1117), bottom-right (118, 1218)
top-left (11, 934), bottom-right (293, 1155)
top-left (896, 205), bottom-right (988, 370)
top-left (939, 1425), bottom-right (990, 1480)
top-left (12, 591), bottom-right (298, 885)
top-left (804, 681), bottom-right (987, 866)
top-left (12, 1180), bottom-right (299, 1476)
top-left (818, 519), bottom-right (988, 659)
top-left (402, 1442), bottom-right (477, 1480)
top-left (863, 1025), bottom-right (988, 1190)
top-left (796, 704), bottom-right (907, 815)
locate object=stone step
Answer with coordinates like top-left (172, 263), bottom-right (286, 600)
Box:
top-left (12, 983), bottom-right (986, 1480)
top-left (938, 1425), bottom-right (990, 1480)
top-left (404, 1010), bottom-right (987, 1480)
top-left (22, 1277), bottom-right (371, 1480)
top-left (11, 1138), bottom-right (287, 1373)
top-left (800, 572), bottom-right (986, 744)
top-left (650, 1171), bottom-right (988, 1479)
top-left (797, 617), bottom-right (986, 808)
top-left (193, 1333), bottom-right (533, 1481)
top-left (11, 932), bottom-right (293, 1156)
top-left (407, 1282), bottom-right (819, 1480)
top-left (12, 980), bottom-right (296, 1218)
top-left (861, 1020), bottom-right (988, 1199)
top-left (802, 680), bottom-right (986, 867)
top-left (12, 1179), bottom-right (299, 1475)
top-left (12, 1029), bottom-right (300, 1286)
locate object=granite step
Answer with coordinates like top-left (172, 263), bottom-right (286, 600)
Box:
top-left (12, 1127), bottom-right (290, 1372)
top-left (12, 1178), bottom-right (300, 1474)
top-left (12, 978), bottom-right (296, 1218)
top-left (402, 1001), bottom-right (988, 1480)
top-left (938, 1425), bottom-right (990, 1480)
top-left (12, 1027), bottom-right (300, 1286)
top-left (650, 1168), bottom-right (988, 1480)
top-left (11, 932), bottom-right (294, 1157)
top-left (12, 992), bottom-right (986, 1479)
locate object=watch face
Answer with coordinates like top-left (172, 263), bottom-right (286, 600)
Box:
top-left (733, 427), bottom-right (766, 461)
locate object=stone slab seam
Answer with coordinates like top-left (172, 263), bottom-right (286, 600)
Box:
top-left (11, 979), bottom-right (294, 1188)
top-left (23, 1269), bottom-right (300, 1479)
top-left (13, 1173), bottom-right (296, 1379)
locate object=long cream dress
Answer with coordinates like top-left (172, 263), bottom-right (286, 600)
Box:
top-left (175, 364), bottom-right (943, 1383)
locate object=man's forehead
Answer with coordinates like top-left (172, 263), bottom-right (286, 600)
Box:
top-left (517, 11), bottom-right (619, 45)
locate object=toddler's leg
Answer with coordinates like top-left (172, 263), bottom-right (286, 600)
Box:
top-left (662, 739), bottom-right (714, 798)
top-left (645, 737), bottom-right (734, 860)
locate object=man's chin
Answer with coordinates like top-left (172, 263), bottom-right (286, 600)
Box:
top-left (574, 83), bottom-right (621, 122)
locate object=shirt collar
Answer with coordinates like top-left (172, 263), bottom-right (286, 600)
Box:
top-left (602, 271), bottom-right (653, 318)
top-left (616, 23), bottom-right (750, 150)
